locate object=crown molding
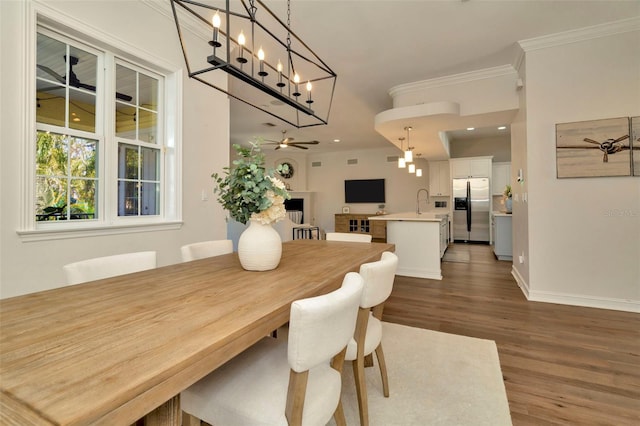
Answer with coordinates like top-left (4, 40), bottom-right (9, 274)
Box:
top-left (389, 65), bottom-right (517, 99)
top-left (518, 16), bottom-right (640, 52)
top-left (142, 0), bottom-right (211, 44)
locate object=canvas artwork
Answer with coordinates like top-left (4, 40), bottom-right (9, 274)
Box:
top-left (632, 116), bottom-right (640, 176)
top-left (556, 117), bottom-right (631, 178)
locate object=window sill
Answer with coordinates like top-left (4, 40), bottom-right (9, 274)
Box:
top-left (17, 221), bottom-right (183, 242)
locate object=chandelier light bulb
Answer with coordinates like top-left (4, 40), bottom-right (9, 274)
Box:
top-left (257, 47), bottom-right (268, 77)
top-left (398, 158), bottom-right (406, 168)
top-left (408, 163), bottom-right (416, 174)
top-left (416, 168), bottom-right (422, 177)
top-left (210, 11), bottom-right (222, 49)
top-left (306, 81), bottom-right (312, 91)
top-left (293, 73), bottom-right (300, 84)
top-left (276, 60), bottom-right (285, 88)
top-left (236, 31), bottom-right (247, 64)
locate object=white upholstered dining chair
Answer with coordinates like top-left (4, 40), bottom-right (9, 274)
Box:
top-left (180, 239), bottom-right (233, 262)
top-left (325, 232), bottom-right (372, 243)
top-left (345, 251), bottom-right (398, 426)
top-left (63, 251), bottom-right (157, 285)
top-left (181, 272), bottom-right (365, 426)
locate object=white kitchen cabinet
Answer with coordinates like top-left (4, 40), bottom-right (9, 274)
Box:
top-left (450, 157), bottom-right (492, 178)
top-left (439, 215), bottom-right (449, 258)
top-left (492, 163), bottom-right (511, 195)
top-left (428, 160), bottom-right (450, 196)
top-left (491, 213), bottom-right (512, 261)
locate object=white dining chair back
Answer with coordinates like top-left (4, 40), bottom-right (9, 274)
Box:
top-left (345, 251), bottom-right (398, 426)
top-left (180, 239), bottom-right (233, 262)
top-left (326, 232), bottom-right (372, 243)
top-left (181, 272), bottom-right (364, 426)
top-left (63, 251), bottom-right (157, 285)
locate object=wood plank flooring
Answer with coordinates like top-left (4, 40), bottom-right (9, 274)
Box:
top-left (383, 243), bottom-right (640, 425)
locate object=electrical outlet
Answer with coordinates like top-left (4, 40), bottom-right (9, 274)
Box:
top-left (518, 252), bottom-right (525, 264)
top-left (201, 189), bottom-right (209, 201)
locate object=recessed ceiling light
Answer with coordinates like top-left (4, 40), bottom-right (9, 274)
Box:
top-left (498, 126), bottom-right (507, 130)
top-left (466, 127), bottom-right (475, 131)
top-left (333, 139), bottom-right (340, 143)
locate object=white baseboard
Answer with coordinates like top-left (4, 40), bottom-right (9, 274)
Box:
top-left (396, 268), bottom-right (443, 280)
top-left (511, 266), bottom-right (530, 298)
top-left (511, 266), bottom-right (639, 313)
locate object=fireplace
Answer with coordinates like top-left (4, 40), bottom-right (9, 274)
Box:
top-left (286, 191), bottom-right (314, 225)
top-left (284, 198), bottom-right (304, 223)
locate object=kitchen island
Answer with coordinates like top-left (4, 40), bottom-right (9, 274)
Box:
top-left (369, 212), bottom-right (448, 280)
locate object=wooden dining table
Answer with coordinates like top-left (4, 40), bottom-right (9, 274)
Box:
top-left (0, 239), bottom-right (394, 425)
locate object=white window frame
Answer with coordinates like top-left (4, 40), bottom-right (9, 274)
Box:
top-left (18, 3), bottom-right (182, 242)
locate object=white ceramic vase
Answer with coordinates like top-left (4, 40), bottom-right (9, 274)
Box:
top-left (238, 219), bottom-right (282, 271)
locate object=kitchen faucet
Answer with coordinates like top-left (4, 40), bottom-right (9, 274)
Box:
top-left (416, 188), bottom-right (429, 214)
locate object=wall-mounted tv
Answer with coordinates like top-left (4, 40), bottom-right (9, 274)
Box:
top-left (344, 179), bottom-right (385, 203)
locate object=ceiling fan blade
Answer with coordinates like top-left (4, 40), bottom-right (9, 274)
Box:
top-left (283, 137), bottom-right (294, 143)
top-left (77, 82), bottom-right (97, 91)
top-left (116, 92), bottom-right (133, 102)
top-left (291, 144), bottom-right (309, 150)
top-left (37, 64), bottom-right (65, 84)
top-left (583, 138), bottom-right (600, 145)
top-left (291, 141), bottom-right (319, 145)
top-left (613, 134), bottom-right (629, 143)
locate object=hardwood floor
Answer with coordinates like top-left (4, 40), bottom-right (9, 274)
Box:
top-left (383, 243), bottom-right (640, 425)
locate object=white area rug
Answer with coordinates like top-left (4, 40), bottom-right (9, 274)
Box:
top-left (330, 322), bottom-right (512, 426)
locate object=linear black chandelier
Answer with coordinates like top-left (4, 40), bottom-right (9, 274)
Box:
top-left (170, 0), bottom-right (337, 128)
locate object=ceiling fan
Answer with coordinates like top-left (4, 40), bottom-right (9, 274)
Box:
top-left (37, 55), bottom-right (133, 102)
top-left (263, 130), bottom-right (319, 150)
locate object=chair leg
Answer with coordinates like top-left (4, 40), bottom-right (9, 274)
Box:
top-left (182, 412), bottom-right (201, 426)
top-left (334, 399), bottom-right (347, 426)
top-left (374, 343), bottom-right (390, 397)
top-left (364, 353), bottom-right (374, 367)
top-left (352, 357), bottom-right (369, 426)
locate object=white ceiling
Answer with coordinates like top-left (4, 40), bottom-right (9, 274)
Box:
top-left (228, 0), bottom-right (639, 155)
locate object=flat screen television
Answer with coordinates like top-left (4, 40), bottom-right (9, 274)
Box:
top-left (344, 179), bottom-right (385, 203)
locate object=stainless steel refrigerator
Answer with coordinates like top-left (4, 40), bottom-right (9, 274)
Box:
top-left (452, 177), bottom-right (490, 242)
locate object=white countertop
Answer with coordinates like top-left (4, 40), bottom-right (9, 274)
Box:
top-left (368, 212), bottom-right (447, 222)
top-left (493, 211), bottom-right (513, 217)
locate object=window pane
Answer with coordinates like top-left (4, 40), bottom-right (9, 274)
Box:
top-left (36, 176), bottom-right (67, 221)
top-left (139, 73), bottom-right (158, 112)
top-left (36, 81), bottom-right (65, 126)
top-left (69, 88), bottom-right (96, 132)
top-left (116, 64), bottom-right (137, 106)
top-left (118, 181), bottom-right (139, 216)
top-left (36, 33), bottom-right (66, 84)
top-left (70, 179), bottom-right (97, 219)
top-left (141, 147), bottom-right (160, 180)
top-left (141, 182), bottom-right (159, 216)
top-left (115, 103), bottom-right (137, 139)
top-left (35, 131), bottom-right (99, 222)
top-left (36, 132), bottom-right (67, 176)
top-left (138, 109), bottom-right (158, 144)
top-left (118, 143), bottom-right (139, 179)
top-left (69, 47), bottom-right (97, 89)
top-left (69, 137), bottom-right (97, 178)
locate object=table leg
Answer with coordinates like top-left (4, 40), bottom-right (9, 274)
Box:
top-left (143, 395), bottom-right (180, 426)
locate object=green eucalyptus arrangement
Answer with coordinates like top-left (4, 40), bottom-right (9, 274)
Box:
top-left (212, 140), bottom-right (290, 225)
top-left (503, 184), bottom-right (512, 198)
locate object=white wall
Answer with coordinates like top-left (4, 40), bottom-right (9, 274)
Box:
top-left (524, 26), bottom-right (640, 311)
top-left (306, 148), bottom-right (430, 233)
top-left (0, 1), bottom-right (230, 298)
